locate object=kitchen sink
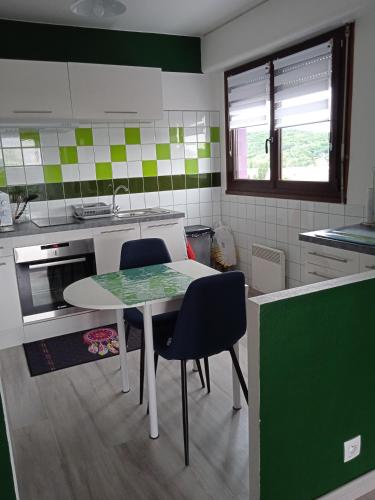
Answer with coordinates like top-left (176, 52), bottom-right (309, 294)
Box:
top-left (114, 208), bottom-right (171, 219)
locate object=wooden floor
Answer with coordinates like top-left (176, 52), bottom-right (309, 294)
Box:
top-left (0, 338), bottom-right (249, 500)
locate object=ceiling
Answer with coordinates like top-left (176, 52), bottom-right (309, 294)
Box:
top-left (0, 0), bottom-right (266, 37)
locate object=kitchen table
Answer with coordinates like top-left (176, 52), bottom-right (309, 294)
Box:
top-left (64, 260), bottom-right (244, 439)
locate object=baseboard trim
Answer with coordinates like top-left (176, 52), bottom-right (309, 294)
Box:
top-left (319, 469), bottom-right (375, 500)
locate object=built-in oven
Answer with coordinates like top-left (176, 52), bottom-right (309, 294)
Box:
top-left (14, 239), bottom-right (96, 323)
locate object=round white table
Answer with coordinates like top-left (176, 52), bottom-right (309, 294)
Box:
top-left (64, 260), bottom-right (243, 439)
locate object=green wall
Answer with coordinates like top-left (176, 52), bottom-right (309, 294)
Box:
top-left (0, 19), bottom-right (201, 73)
top-left (0, 395), bottom-right (16, 500)
top-left (259, 278), bottom-right (375, 499)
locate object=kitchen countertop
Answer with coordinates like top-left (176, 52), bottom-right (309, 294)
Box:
top-left (0, 210), bottom-right (185, 239)
top-left (299, 225), bottom-right (375, 255)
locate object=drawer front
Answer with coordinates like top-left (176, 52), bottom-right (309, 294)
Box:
top-left (303, 262), bottom-right (347, 284)
top-left (0, 238), bottom-right (14, 257)
top-left (359, 254), bottom-right (375, 272)
top-left (303, 244), bottom-right (359, 274)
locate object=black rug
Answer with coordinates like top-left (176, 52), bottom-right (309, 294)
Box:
top-left (23, 324), bottom-right (141, 377)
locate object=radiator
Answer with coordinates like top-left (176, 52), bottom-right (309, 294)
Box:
top-left (251, 244), bottom-right (286, 293)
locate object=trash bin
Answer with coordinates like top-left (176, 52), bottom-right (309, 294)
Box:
top-left (185, 225), bottom-right (214, 267)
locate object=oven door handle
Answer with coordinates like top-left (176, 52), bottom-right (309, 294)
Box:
top-left (28, 257), bottom-right (86, 269)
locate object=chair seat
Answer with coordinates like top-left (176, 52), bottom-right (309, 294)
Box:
top-left (124, 308), bottom-right (178, 334)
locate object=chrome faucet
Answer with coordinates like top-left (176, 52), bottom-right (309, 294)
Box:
top-left (112, 184), bottom-right (129, 214)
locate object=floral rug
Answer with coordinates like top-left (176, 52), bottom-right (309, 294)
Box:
top-left (23, 324), bottom-right (141, 376)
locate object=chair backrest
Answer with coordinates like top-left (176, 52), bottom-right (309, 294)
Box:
top-left (165, 271), bottom-right (246, 360)
top-left (120, 238), bottom-right (172, 270)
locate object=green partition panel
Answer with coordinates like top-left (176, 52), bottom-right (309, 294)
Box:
top-left (259, 278), bottom-right (375, 499)
top-left (0, 394), bottom-right (16, 500)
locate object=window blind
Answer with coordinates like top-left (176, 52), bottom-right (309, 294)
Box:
top-left (227, 64), bottom-right (270, 130)
top-left (274, 41), bottom-right (332, 128)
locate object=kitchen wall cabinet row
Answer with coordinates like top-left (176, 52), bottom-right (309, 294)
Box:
top-left (0, 59), bottom-right (163, 122)
top-left (0, 217), bottom-right (186, 349)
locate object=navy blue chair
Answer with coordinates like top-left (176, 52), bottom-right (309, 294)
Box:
top-left (153, 271), bottom-right (248, 466)
top-left (120, 238), bottom-right (206, 404)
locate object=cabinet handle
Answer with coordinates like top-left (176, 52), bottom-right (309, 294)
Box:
top-left (308, 271), bottom-right (333, 280)
top-left (29, 257), bottom-right (86, 269)
top-left (0, 262), bottom-right (6, 266)
top-left (365, 265), bottom-right (375, 270)
top-left (0, 246), bottom-right (4, 249)
top-left (13, 110), bottom-right (53, 114)
top-left (104, 111), bottom-right (138, 114)
top-left (101, 228), bottom-right (135, 234)
top-left (147, 222), bottom-right (178, 229)
top-left (308, 251), bottom-right (348, 263)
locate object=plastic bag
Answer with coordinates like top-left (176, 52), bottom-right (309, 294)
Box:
top-left (211, 222), bottom-right (237, 269)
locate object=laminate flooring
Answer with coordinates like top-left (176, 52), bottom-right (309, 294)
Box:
top-left (0, 338), bottom-right (249, 500)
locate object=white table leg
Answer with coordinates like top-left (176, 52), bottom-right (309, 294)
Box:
top-left (232, 341), bottom-right (242, 410)
top-left (116, 309), bottom-right (130, 393)
top-left (143, 302), bottom-right (159, 439)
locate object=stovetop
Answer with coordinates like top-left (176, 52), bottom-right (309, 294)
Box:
top-left (31, 217), bottom-right (80, 228)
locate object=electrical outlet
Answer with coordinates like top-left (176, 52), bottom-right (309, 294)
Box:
top-left (344, 436), bottom-right (361, 463)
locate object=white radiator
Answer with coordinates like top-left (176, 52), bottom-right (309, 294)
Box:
top-left (251, 244), bottom-right (286, 293)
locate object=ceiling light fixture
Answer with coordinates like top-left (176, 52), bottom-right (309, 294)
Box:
top-left (70, 0), bottom-right (126, 18)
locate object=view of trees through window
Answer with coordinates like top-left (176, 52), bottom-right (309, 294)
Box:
top-left (246, 123), bottom-right (330, 182)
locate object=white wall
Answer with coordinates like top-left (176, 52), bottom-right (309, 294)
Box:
top-left (202, 0), bottom-right (374, 73)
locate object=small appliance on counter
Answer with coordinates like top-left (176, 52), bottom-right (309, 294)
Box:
top-left (0, 190), bottom-right (14, 232)
top-left (73, 202), bottom-right (112, 220)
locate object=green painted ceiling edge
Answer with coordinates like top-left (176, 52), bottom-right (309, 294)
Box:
top-left (0, 19), bottom-right (202, 73)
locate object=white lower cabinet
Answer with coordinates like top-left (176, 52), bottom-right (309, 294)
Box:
top-left (94, 224), bottom-right (140, 274)
top-left (359, 253), bottom-right (375, 272)
top-left (140, 219), bottom-right (187, 261)
top-left (0, 257), bottom-right (23, 332)
top-left (302, 243), bottom-right (361, 285)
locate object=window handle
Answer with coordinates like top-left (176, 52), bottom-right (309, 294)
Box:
top-left (265, 137), bottom-right (273, 154)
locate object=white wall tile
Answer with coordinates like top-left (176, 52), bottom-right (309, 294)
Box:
top-left (159, 190), bottom-right (174, 206)
top-left (62, 164), bottom-right (80, 182)
top-left (129, 193), bottom-right (145, 210)
top-left (112, 162), bottom-right (128, 179)
top-left (187, 188), bottom-right (200, 204)
top-left (127, 161), bottom-right (142, 178)
top-left (141, 144), bottom-right (156, 160)
top-left (155, 128), bottom-right (169, 143)
top-left (126, 145), bottom-right (142, 161)
top-left (109, 127), bottom-right (125, 145)
top-left (25, 166), bottom-right (44, 184)
top-left (94, 146), bottom-right (110, 162)
top-left (173, 190), bottom-right (187, 205)
top-left (171, 159), bottom-right (185, 175)
top-left (168, 111), bottom-right (183, 127)
top-left (77, 146), bottom-right (95, 163)
top-left (92, 128), bottom-right (109, 145)
top-left (170, 144), bottom-right (185, 159)
top-left (40, 129), bottom-right (58, 147)
top-left (141, 128), bottom-right (155, 144)
top-left (157, 160), bottom-right (171, 176)
top-left (57, 129), bottom-right (75, 146)
top-left (5, 167), bottom-right (25, 185)
top-left (145, 192), bottom-right (159, 208)
top-left (79, 163), bottom-right (95, 181)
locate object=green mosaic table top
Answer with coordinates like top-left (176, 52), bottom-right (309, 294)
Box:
top-left (92, 264), bottom-right (194, 306)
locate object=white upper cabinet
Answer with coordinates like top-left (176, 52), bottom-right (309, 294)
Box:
top-left (0, 59), bottom-right (73, 121)
top-left (68, 63), bottom-right (163, 121)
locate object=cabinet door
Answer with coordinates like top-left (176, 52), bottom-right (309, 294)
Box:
top-left (68, 63), bottom-right (163, 121)
top-left (94, 224), bottom-right (140, 274)
top-left (0, 257), bottom-right (23, 331)
top-left (0, 59), bottom-right (72, 120)
top-left (140, 219), bottom-right (187, 261)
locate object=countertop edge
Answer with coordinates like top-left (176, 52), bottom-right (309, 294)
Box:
top-left (299, 231), bottom-right (375, 256)
top-left (0, 211), bottom-right (185, 240)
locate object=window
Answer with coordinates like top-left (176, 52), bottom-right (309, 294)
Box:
top-left (225, 25), bottom-right (354, 202)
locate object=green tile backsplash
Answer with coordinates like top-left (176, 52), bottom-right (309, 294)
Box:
top-left (0, 111), bottom-right (221, 206)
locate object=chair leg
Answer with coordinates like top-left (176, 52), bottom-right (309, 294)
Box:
top-left (195, 359), bottom-right (205, 389)
top-left (181, 360), bottom-right (189, 466)
top-left (125, 322), bottom-right (130, 344)
top-left (229, 347), bottom-right (248, 404)
top-left (204, 357), bottom-right (211, 394)
top-left (139, 330), bottom-right (145, 405)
